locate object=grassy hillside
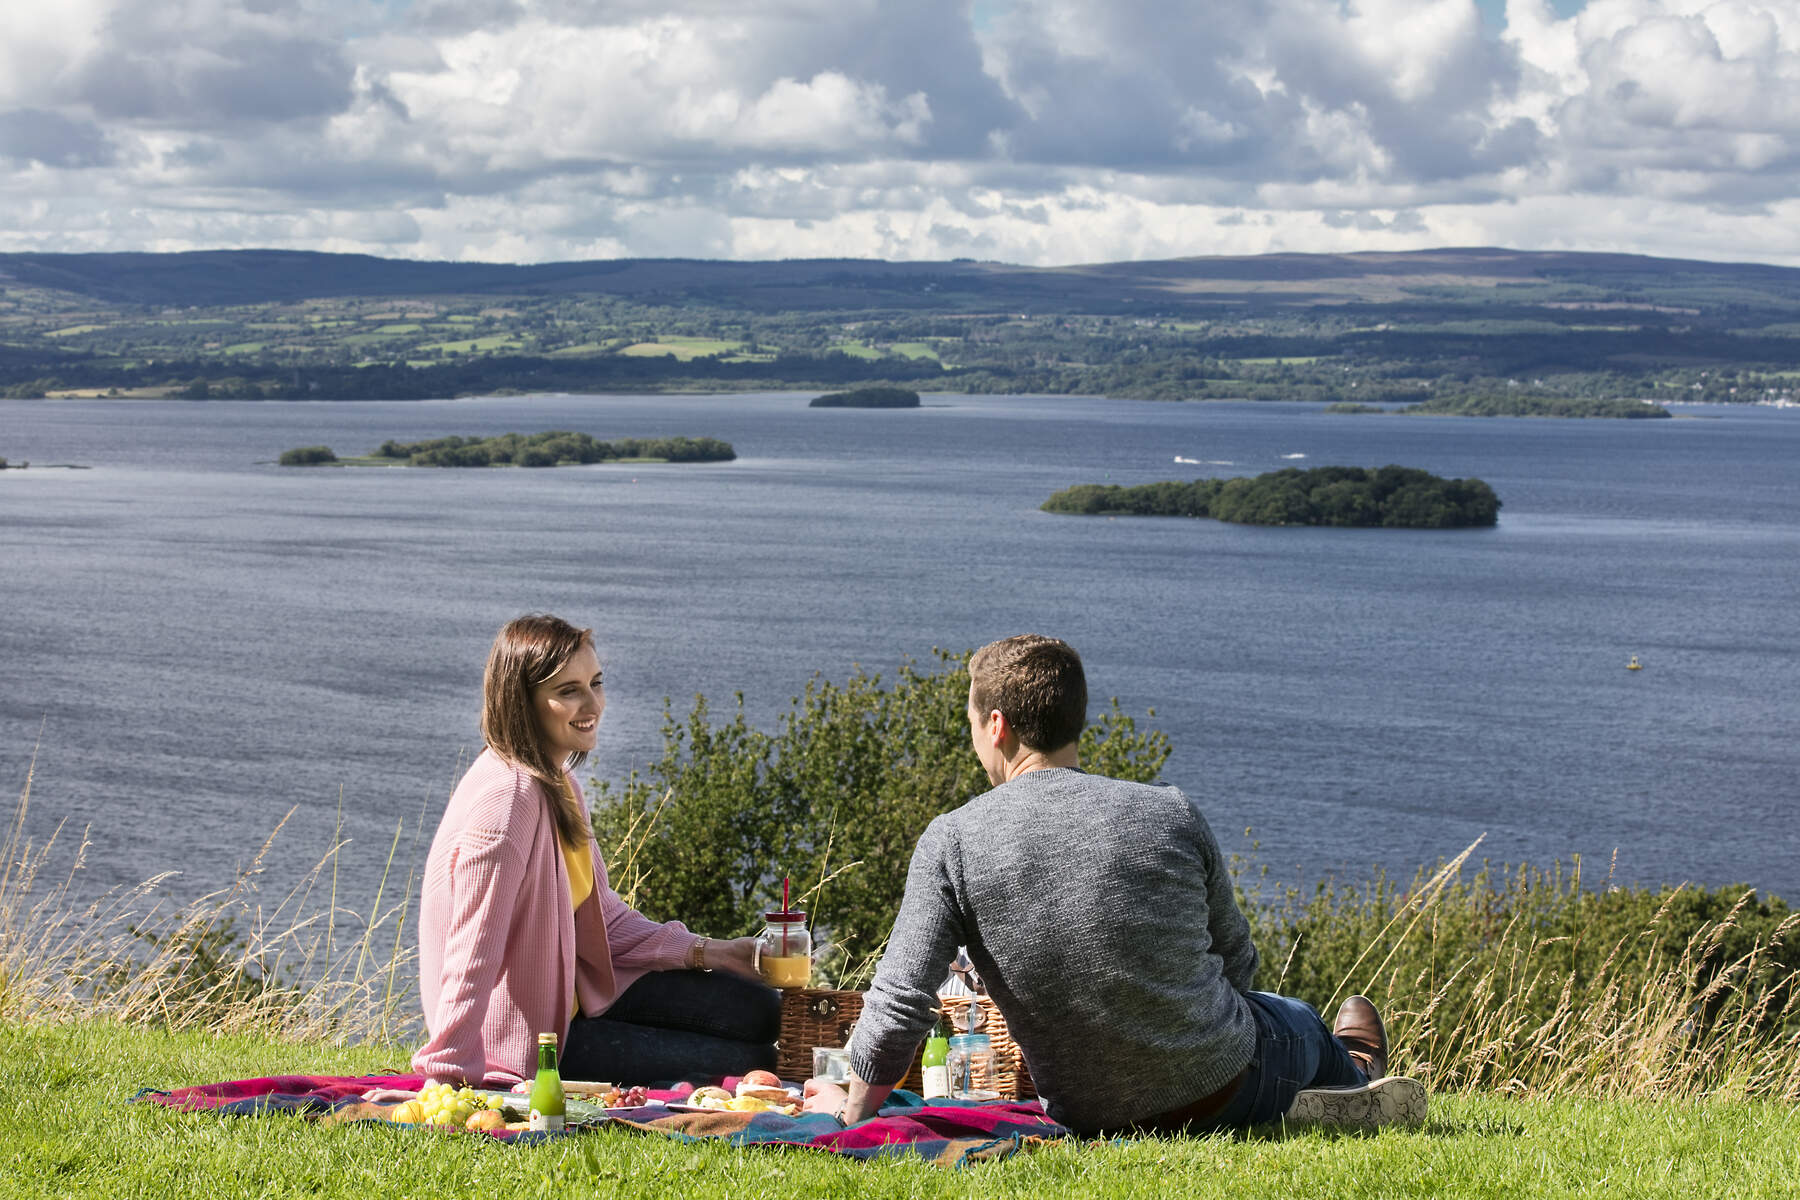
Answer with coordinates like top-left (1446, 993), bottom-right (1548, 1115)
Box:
top-left (5, 1021), bottom-right (1798, 1199)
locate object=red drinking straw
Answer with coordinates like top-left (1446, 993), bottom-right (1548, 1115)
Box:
top-left (782, 877), bottom-right (790, 954)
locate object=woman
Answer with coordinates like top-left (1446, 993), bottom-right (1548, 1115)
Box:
top-left (411, 613), bottom-right (780, 1087)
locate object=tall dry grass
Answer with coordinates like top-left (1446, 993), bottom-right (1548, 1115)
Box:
top-left (0, 750), bottom-right (421, 1044)
top-left (1249, 836), bottom-right (1800, 1102)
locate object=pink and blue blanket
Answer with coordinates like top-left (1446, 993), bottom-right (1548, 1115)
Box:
top-left (134, 1074), bottom-right (1072, 1167)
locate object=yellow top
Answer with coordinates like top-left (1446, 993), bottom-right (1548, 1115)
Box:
top-left (563, 836), bottom-right (594, 1011)
top-left (562, 836), bottom-right (594, 913)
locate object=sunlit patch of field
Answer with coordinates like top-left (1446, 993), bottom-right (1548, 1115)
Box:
top-left (618, 337), bottom-right (745, 360)
top-left (416, 334), bottom-right (521, 353)
top-left (828, 341), bottom-right (883, 359)
top-left (886, 342), bottom-right (942, 360)
top-left (1230, 356), bottom-right (1322, 365)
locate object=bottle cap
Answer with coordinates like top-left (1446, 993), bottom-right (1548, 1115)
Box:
top-left (948, 1033), bottom-right (992, 1049)
top-left (537, 1032), bottom-right (557, 1045)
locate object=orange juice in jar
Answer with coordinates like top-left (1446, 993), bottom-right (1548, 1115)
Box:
top-left (754, 910), bottom-right (812, 988)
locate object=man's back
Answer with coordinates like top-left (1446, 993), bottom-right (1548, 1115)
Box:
top-left (853, 767), bottom-right (1258, 1133)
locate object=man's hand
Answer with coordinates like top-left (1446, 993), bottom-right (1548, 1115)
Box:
top-left (801, 1074), bottom-right (894, 1125)
top-left (801, 1078), bottom-right (849, 1119)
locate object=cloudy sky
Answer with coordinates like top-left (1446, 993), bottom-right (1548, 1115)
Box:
top-left (3, 0), bottom-right (1799, 266)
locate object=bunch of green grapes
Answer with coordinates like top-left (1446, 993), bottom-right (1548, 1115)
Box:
top-left (408, 1083), bottom-right (505, 1127)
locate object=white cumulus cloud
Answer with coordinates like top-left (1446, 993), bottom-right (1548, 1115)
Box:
top-left (2, 0), bottom-right (1800, 265)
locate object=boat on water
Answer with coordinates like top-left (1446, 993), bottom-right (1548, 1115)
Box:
top-left (1627, 656), bottom-right (1642, 670)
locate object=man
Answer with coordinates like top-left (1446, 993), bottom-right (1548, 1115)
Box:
top-left (803, 634), bottom-right (1425, 1135)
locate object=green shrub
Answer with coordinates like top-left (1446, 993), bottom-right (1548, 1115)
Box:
top-left (590, 651), bottom-right (1168, 984)
top-left (277, 445), bottom-right (337, 466)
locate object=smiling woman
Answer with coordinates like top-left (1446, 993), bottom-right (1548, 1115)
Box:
top-left (410, 613), bottom-right (783, 1090)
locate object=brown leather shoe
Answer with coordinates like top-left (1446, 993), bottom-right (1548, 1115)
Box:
top-left (1333, 995), bottom-right (1388, 1079)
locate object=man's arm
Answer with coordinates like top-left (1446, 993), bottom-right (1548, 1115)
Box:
top-left (1192, 804), bottom-right (1259, 992)
top-left (840, 820), bottom-right (965, 1099)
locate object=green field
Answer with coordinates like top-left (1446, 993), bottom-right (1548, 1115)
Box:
top-left (886, 341), bottom-right (942, 360)
top-left (4, 1021), bottom-right (1794, 1200)
top-left (416, 334), bottom-right (521, 353)
top-left (828, 340), bottom-right (884, 359)
top-left (618, 337), bottom-right (746, 360)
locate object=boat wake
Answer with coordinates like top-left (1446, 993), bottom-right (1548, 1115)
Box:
top-left (1281, 453), bottom-right (1307, 459)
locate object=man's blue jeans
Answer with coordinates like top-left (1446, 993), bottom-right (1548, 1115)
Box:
top-left (1204, 991), bottom-right (1368, 1129)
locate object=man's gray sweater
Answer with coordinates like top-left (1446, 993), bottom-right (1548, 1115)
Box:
top-left (850, 767), bottom-right (1258, 1134)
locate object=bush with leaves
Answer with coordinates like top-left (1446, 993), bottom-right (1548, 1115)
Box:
top-left (277, 445), bottom-right (337, 466)
top-left (590, 651), bottom-right (1169, 985)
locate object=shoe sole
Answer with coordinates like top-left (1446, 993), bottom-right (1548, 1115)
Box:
top-left (1285, 1076), bottom-right (1427, 1129)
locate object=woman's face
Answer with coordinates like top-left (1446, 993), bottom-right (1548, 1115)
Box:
top-left (532, 642), bottom-right (605, 763)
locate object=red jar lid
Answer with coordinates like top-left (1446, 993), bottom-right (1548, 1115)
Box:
top-left (763, 910), bottom-right (807, 923)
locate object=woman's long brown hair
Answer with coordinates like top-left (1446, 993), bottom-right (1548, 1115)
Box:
top-left (481, 613), bottom-right (593, 848)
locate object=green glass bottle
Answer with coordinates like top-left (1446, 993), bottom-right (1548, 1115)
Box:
top-left (529, 1031), bottom-right (565, 1132)
top-left (920, 1020), bottom-right (950, 1100)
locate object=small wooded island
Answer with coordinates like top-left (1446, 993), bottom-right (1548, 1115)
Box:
top-left (1326, 395), bottom-right (1671, 418)
top-left (808, 386), bottom-right (920, 408)
top-left (1043, 465), bottom-right (1501, 528)
top-left (278, 431), bottom-right (735, 467)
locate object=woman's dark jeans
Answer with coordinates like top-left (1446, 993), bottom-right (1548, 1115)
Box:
top-left (562, 969), bottom-right (781, 1085)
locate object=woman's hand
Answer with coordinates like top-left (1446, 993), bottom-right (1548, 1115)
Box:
top-left (704, 935), bottom-right (765, 984)
top-left (361, 1086), bottom-right (421, 1104)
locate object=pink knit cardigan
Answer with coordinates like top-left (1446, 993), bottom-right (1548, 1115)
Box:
top-left (411, 749), bottom-right (695, 1086)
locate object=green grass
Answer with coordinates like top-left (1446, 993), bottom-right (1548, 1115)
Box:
top-left (618, 337), bottom-right (745, 360)
top-left (1230, 356), bottom-right (1322, 365)
top-left (4, 1020), bottom-right (1795, 1198)
top-left (416, 334), bottom-right (519, 353)
top-left (828, 340), bottom-right (884, 359)
top-left (886, 342), bottom-right (942, 360)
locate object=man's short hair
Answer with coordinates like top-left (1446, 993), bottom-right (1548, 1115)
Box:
top-left (968, 634), bottom-right (1087, 753)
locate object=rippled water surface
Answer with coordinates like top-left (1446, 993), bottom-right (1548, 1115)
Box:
top-left (3, 394), bottom-right (1796, 909)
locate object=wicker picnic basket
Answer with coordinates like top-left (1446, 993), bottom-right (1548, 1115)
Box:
top-left (775, 988), bottom-right (1036, 1100)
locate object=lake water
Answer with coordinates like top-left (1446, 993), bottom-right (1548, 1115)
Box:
top-left (2, 394), bottom-right (1796, 919)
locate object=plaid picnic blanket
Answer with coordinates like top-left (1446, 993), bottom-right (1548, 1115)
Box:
top-left (133, 1074), bottom-right (1072, 1167)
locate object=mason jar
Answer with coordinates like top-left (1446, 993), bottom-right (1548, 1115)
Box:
top-left (947, 1033), bottom-right (998, 1100)
top-left (753, 910), bottom-right (812, 988)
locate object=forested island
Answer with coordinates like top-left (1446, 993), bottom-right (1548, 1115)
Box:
top-left (278, 431), bottom-right (735, 467)
top-left (809, 386), bottom-right (921, 408)
top-left (1326, 395), bottom-right (1671, 418)
top-left (1042, 465), bottom-right (1501, 528)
